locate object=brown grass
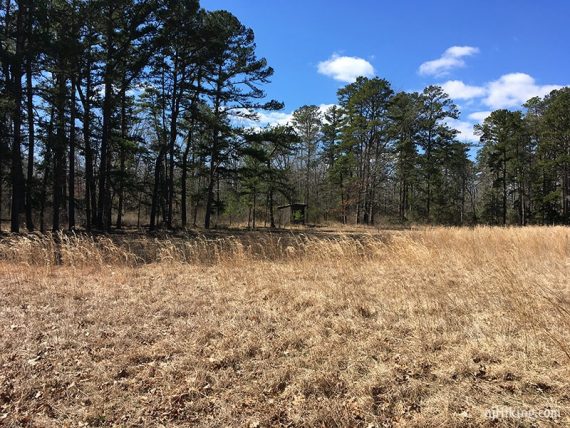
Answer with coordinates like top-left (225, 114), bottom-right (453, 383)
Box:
top-left (0, 226), bottom-right (569, 427)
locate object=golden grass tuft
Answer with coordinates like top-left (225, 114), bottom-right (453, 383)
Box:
top-left (0, 226), bottom-right (568, 426)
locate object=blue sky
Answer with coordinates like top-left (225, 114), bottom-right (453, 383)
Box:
top-left (201, 0), bottom-right (570, 142)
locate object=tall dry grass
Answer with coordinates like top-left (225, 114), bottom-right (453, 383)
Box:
top-left (0, 230), bottom-right (392, 266)
top-left (2, 226), bottom-right (565, 267)
top-left (0, 226), bottom-right (568, 426)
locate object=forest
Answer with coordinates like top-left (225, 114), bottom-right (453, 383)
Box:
top-left (1, 0), bottom-right (569, 233)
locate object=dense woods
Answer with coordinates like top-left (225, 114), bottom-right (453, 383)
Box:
top-left (1, 0), bottom-right (569, 232)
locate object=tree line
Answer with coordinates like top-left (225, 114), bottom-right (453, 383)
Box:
top-left (1, 0), bottom-right (568, 233)
top-left (294, 82), bottom-right (569, 226)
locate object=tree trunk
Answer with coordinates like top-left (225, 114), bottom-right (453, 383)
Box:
top-left (150, 145), bottom-right (166, 231)
top-left (116, 148), bottom-right (126, 228)
top-left (269, 192), bottom-right (275, 228)
top-left (166, 56), bottom-right (180, 229)
top-left (249, 185), bottom-right (256, 229)
top-left (181, 124), bottom-right (195, 228)
top-left (25, 32), bottom-right (34, 231)
top-left (563, 156), bottom-right (569, 224)
top-left (52, 70), bottom-right (67, 232)
top-left (0, 162), bottom-right (3, 232)
top-left (97, 7), bottom-right (114, 230)
top-left (181, 74), bottom-right (203, 228)
top-left (204, 157), bottom-right (216, 229)
top-left (204, 72), bottom-right (224, 230)
top-left (78, 61), bottom-right (96, 230)
top-left (502, 149), bottom-right (507, 226)
top-left (68, 79), bottom-right (76, 230)
top-left (83, 90), bottom-right (94, 230)
top-left (9, 4), bottom-right (25, 233)
top-left (116, 89), bottom-right (127, 229)
top-left (39, 107), bottom-right (54, 233)
top-left (426, 128), bottom-right (433, 222)
top-left (97, 74), bottom-right (112, 229)
top-left (181, 138), bottom-right (190, 228)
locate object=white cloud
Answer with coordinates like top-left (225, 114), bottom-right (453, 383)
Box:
top-left (441, 80), bottom-right (486, 100)
top-left (318, 54), bottom-right (375, 83)
top-left (318, 103), bottom-right (337, 114)
top-left (419, 46), bottom-right (479, 77)
top-left (232, 110), bottom-right (291, 130)
top-left (256, 111), bottom-right (294, 127)
top-left (440, 73), bottom-right (564, 142)
top-left (438, 73), bottom-right (563, 110)
top-left (444, 46), bottom-right (479, 57)
top-left (467, 111), bottom-right (492, 122)
top-left (483, 73), bottom-right (562, 109)
top-left (446, 118), bottom-right (479, 143)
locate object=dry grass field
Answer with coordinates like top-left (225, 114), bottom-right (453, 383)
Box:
top-left (0, 227), bottom-right (569, 427)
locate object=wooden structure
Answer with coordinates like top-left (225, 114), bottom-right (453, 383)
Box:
top-left (277, 203), bottom-right (307, 226)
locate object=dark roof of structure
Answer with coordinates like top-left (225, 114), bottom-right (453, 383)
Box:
top-left (277, 203), bottom-right (307, 210)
